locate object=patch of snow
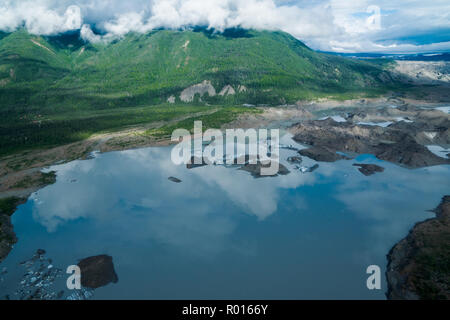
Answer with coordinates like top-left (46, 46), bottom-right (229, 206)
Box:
top-left (320, 115), bottom-right (347, 122)
top-left (435, 106), bottom-right (450, 114)
top-left (426, 145), bottom-right (449, 159)
top-left (395, 117), bottom-right (413, 123)
top-left (424, 132), bottom-right (437, 140)
top-left (357, 121), bottom-right (393, 127)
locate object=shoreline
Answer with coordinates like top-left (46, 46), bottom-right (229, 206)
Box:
top-left (0, 129), bottom-right (176, 263)
top-left (1, 96), bottom-right (449, 279)
top-left (386, 196), bottom-right (450, 300)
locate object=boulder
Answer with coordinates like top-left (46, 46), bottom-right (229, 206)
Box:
top-left (78, 255), bottom-right (118, 289)
top-left (353, 163), bottom-right (385, 176)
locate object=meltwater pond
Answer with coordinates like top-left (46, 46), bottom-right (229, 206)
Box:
top-left (1, 134), bottom-right (449, 299)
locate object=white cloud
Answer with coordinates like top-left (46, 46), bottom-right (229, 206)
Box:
top-left (0, 1), bottom-right (82, 35)
top-left (0, 0), bottom-right (449, 53)
top-left (95, 0), bottom-right (338, 41)
top-left (80, 23), bottom-right (103, 42)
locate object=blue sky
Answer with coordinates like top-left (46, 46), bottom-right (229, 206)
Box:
top-left (0, 0), bottom-right (449, 53)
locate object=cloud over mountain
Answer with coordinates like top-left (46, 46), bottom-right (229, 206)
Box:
top-left (0, 0), bottom-right (449, 53)
top-left (0, 1), bottom-right (82, 35)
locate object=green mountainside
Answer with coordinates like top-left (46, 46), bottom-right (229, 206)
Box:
top-left (0, 28), bottom-right (396, 156)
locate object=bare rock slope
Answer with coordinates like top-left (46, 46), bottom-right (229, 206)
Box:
top-left (393, 61), bottom-right (450, 85)
top-left (290, 106), bottom-right (450, 168)
top-left (386, 196), bottom-right (450, 300)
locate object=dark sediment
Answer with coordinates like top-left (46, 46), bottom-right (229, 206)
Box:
top-left (0, 171), bottom-right (57, 264)
top-left (287, 156), bottom-right (303, 164)
top-left (168, 177), bottom-right (182, 183)
top-left (353, 163), bottom-right (385, 176)
top-left (386, 196), bottom-right (450, 300)
top-left (0, 214), bottom-right (17, 263)
top-left (291, 118), bottom-right (450, 168)
top-left (77, 255), bottom-right (119, 289)
top-left (239, 161), bottom-right (290, 178)
top-left (299, 146), bottom-right (349, 162)
top-left (0, 197), bottom-right (26, 263)
top-left (186, 156), bottom-right (208, 169)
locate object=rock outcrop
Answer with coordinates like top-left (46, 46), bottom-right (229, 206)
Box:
top-left (239, 161), bottom-right (290, 178)
top-left (0, 197), bottom-right (26, 263)
top-left (299, 146), bottom-right (349, 162)
top-left (386, 196), bottom-right (450, 300)
top-left (393, 61), bottom-right (450, 85)
top-left (167, 95), bottom-right (175, 104)
top-left (0, 214), bottom-right (16, 263)
top-left (77, 255), bottom-right (119, 289)
top-left (219, 85), bottom-right (236, 96)
top-left (238, 85), bottom-right (248, 93)
top-left (291, 118), bottom-right (450, 168)
top-left (353, 163), bottom-right (385, 176)
top-left (287, 156), bottom-right (303, 164)
top-left (180, 80), bottom-right (216, 102)
top-left (168, 176), bottom-right (182, 183)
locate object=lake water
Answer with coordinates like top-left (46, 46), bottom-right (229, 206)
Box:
top-left (1, 133), bottom-right (449, 300)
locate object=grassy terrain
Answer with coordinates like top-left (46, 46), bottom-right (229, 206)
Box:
top-left (0, 28), bottom-right (400, 157)
top-left (0, 104), bottom-right (224, 156)
top-left (0, 196), bottom-right (23, 251)
top-left (12, 171), bottom-right (57, 189)
top-left (145, 106), bottom-right (261, 138)
top-left (414, 240), bottom-right (450, 300)
top-left (0, 197), bottom-right (25, 216)
top-left (412, 197), bottom-right (450, 300)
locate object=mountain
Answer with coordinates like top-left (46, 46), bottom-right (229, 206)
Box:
top-left (0, 28), bottom-right (396, 155)
top-left (0, 28), bottom-right (395, 108)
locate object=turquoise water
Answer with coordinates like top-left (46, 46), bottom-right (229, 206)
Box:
top-left (1, 134), bottom-right (449, 299)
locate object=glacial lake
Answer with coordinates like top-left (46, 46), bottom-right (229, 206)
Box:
top-left (1, 133), bottom-right (449, 299)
